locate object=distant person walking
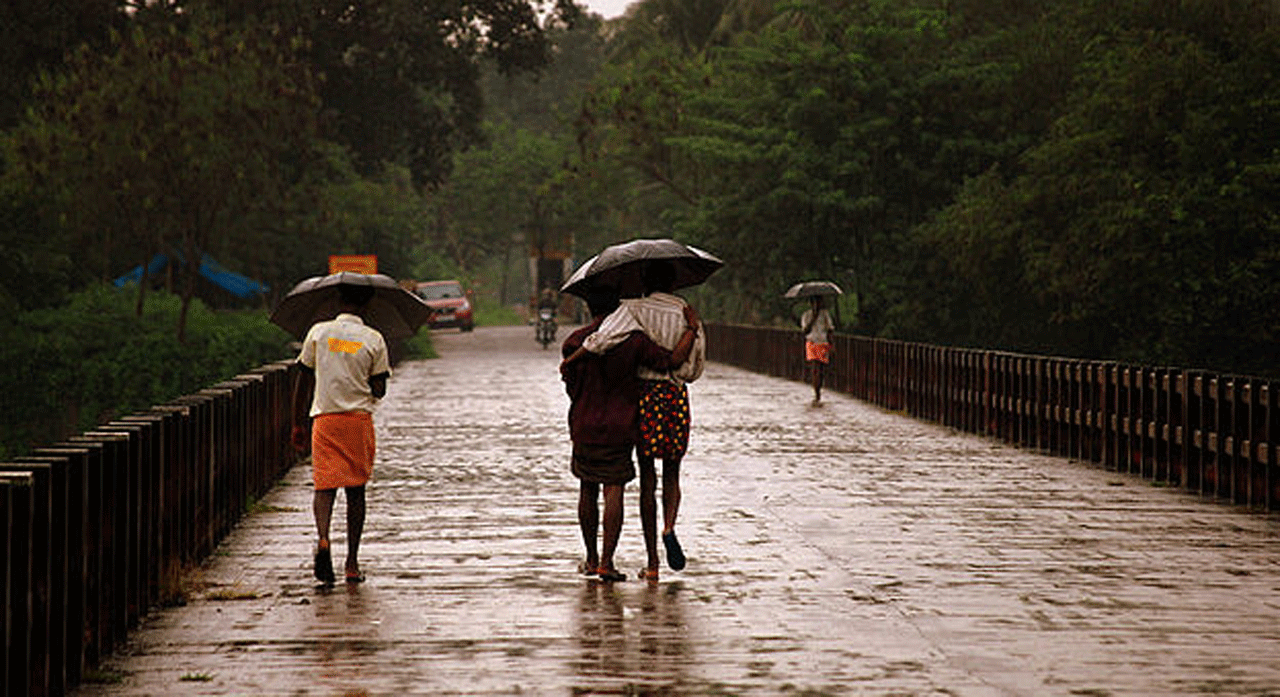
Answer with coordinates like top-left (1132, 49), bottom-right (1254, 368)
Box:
top-left (562, 261), bottom-right (705, 581)
top-left (800, 295), bottom-right (835, 405)
top-left (291, 283), bottom-right (391, 586)
top-left (561, 289), bottom-right (700, 582)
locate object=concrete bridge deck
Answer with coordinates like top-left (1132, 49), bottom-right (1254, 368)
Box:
top-left (75, 325), bottom-right (1280, 696)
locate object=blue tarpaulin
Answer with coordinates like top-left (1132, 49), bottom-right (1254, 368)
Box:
top-left (113, 251), bottom-right (269, 299)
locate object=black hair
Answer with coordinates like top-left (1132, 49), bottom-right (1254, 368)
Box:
top-left (585, 289), bottom-right (620, 318)
top-left (338, 283), bottom-right (375, 307)
top-left (642, 260), bottom-right (676, 293)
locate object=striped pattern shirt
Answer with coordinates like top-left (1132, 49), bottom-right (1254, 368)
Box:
top-left (581, 292), bottom-right (705, 383)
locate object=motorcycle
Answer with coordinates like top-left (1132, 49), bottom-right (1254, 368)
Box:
top-left (536, 307), bottom-right (557, 349)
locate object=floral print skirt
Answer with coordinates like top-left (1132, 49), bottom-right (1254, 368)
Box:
top-left (638, 380), bottom-right (690, 460)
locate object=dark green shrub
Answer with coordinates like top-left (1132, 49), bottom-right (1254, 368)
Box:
top-left (0, 285), bottom-right (293, 459)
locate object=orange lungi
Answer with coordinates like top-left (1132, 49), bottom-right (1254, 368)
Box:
top-left (311, 411), bottom-right (375, 490)
top-left (805, 341), bottom-right (832, 364)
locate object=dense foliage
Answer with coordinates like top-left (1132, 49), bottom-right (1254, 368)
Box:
top-left (0, 0), bottom-right (577, 322)
top-left (0, 285), bottom-right (294, 460)
top-left (0, 0), bottom-right (570, 454)
top-left (3, 0), bottom-right (1278, 461)
top-left (570, 0), bottom-right (1280, 377)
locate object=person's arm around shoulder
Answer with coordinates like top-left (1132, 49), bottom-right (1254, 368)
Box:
top-left (671, 303), bottom-right (701, 367)
top-left (560, 303), bottom-right (640, 370)
top-left (634, 303), bottom-right (701, 371)
top-left (581, 303), bottom-right (640, 355)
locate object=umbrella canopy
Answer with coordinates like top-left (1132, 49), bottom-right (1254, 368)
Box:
top-left (269, 271), bottom-right (433, 340)
top-left (784, 280), bottom-right (844, 299)
top-left (561, 238), bottom-right (724, 299)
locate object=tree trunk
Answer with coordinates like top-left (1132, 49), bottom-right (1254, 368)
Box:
top-left (177, 242), bottom-right (199, 344)
top-left (135, 252), bottom-right (149, 317)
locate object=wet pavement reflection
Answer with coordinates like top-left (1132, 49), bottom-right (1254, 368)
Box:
top-left (76, 325), bottom-right (1280, 696)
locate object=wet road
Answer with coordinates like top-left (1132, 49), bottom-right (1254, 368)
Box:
top-left (77, 325), bottom-right (1280, 696)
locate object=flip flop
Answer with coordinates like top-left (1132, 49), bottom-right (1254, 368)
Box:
top-left (345, 573), bottom-right (365, 584)
top-left (662, 531), bottom-right (686, 571)
top-left (597, 568), bottom-right (626, 582)
top-left (313, 546), bottom-right (336, 586)
top-left (578, 559), bottom-right (599, 576)
top-left (638, 568), bottom-right (660, 582)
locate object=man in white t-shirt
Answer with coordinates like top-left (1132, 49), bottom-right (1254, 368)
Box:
top-left (291, 283), bottom-right (390, 586)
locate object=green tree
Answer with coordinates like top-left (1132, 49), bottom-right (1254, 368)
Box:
top-left (3, 22), bottom-right (322, 340)
top-left (0, 0), bottom-right (125, 129)
top-left (912, 0), bottom-right (1280, 375)
top-left (187, 0), bottom-right (583, 188)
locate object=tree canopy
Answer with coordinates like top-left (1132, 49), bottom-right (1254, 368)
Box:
top-left (2, 0), bottom-right (1278, 380)
top-left (568, 0), bottom-right (1280, 377)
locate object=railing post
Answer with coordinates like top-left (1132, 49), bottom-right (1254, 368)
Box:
top-left (72, 430), bottom-right (132, 652)
top-left (1156, 369), bottom-right (1172, 483)
top-left (1265, 382), bottom-right (1279, 510)
top-left (1168, 371), bottom-right (1185, 487)
top-left (1206, 375), bottom-right (1223, 497)
top-left (1233, 378), bottom-right (1253, 506)
top-left (3, 458), bottom-right (60, 697)
top-left (1, 470), bottom-right (34, 697)
top-left (33, 446), bottom-right (90, 688)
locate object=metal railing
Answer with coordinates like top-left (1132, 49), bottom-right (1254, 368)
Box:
top-left (707, 323), bottom-right (1279, 511)
top-left (1, 360), bottom-right (300, 696)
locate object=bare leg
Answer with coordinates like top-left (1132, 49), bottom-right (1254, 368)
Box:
top-left (314, 488), bottom-right (337, 546)
top-left (660, 457), bottom-right (687, 571)
top-left (661, 457), bottom-right (682, 535)
top-left (599, 483), bottom-right (624, 573)
top-left (313, 488), bottom-right (337, 583)
top-left (638, 455), bottom-right (660, 574)
top-left (578, 481), bottom-right (600, 571)
top-left (344, 485), bottom-right (366, 578)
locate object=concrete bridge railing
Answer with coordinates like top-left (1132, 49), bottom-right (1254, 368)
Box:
top-left (707, 322), bottom-right (1280, 513)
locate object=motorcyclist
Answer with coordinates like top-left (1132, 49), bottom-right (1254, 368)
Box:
top-left (536, 286), bottom-right (558, 346)
top-left (537, 286), bottom-right (558, 313)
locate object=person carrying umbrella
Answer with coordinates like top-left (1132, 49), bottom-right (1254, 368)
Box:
top-left (560, 288), bottom-right (701, 582)
top-left (801, 294), bottom-right (836, 405)
top-left (290, 282), bottom-right (392, 586)
top-left (562, 260), bottom-right (705, 581)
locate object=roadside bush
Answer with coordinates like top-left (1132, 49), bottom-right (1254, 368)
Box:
top-left (0, 284), bottom-right (293, 460)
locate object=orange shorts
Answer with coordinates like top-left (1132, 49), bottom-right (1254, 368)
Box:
top-left (805, 341), bottom-right (832, 364)
top-left (311, 411), bottom-right (375, 490)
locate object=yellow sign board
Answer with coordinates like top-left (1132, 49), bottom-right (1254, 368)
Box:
top-left (329, 255), bottom-right (378, 275)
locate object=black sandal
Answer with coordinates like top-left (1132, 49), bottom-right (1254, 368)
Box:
top-left (314, 546), bottom-right (336, 586)
top-left (662, 531), bottom-right (686, 571)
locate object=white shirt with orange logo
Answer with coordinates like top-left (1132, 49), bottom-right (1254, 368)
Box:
top-left (298, 313), bottom-right (390, 417)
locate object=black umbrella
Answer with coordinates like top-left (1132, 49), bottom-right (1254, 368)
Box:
top-left (561, 238), bottom-right (724, 299)
top-left (269, 272), bottom-right (433, 340)
top-left (783, 280), bottom-right (844, 299)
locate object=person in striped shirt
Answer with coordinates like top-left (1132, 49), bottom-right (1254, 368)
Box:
top-left (562, 261), bottom-right (705, 581)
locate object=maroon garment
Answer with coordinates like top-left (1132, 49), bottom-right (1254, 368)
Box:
top-left (562, 318), bottom-right (676, 446)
